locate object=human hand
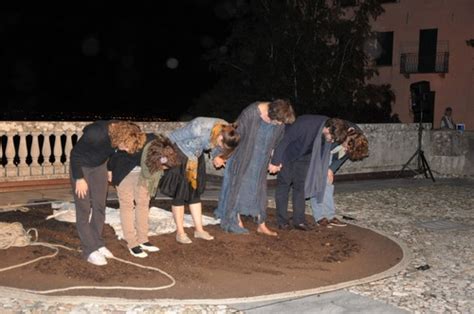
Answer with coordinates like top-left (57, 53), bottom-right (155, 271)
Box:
top-left (107, 171), bottom-right (112, 183)
top-left (213, 156), bottom-right (226, 169)
top-left (75, 179), bottom-right (88, 199)
top-left (327, 169), bottom-right (334, 185)
top-left (268, 163), bottom-right (282, 174)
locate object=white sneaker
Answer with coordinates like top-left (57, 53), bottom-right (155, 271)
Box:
top-left (139, 242), bottom-right (160, 252)
top-left (87, 250), bottom-right (107, 266)
top-left (98, 246), bottom-right (114, 258)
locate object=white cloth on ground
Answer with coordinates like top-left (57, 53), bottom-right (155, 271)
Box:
top-left (47, 202), bottom-right (220, 240)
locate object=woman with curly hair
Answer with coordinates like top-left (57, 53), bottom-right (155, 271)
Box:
top-left (108, 134), bottom-right (180, 258)
top-left (70, 121), bottom-right (146, 266)
top-left (160, 117), bottom-right (240, 244)
top-left (310, 124), bottom-right (369, 228)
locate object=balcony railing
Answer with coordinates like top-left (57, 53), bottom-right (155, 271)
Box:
top-left (400, 52), bottom-right (449, 74)
top-left (399, 40), bottom-right (450, 75)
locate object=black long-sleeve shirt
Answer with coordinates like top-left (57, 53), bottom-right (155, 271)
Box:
top-left (107, 133), bottom-right (155, 186)
top-left (70, 120), bottom-right (115, 180)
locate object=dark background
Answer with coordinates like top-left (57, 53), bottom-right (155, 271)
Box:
top-left (1, 1), bottom-right (232, 121)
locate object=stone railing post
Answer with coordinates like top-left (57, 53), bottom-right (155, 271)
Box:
top-left (5, 131), bottom-right (17, 177)
top-left (64, 131), bottom-right (73, 174)
top-left (30, 131), bottom-right (42, 176)
top-left (18, 132), bottom-right (29, 177)
top-left (42, 133), bottom-right (53, 175)
top-left (53, 132), bottom-right (64, 174)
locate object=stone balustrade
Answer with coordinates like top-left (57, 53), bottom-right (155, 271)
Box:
top-left (0, 121), bottom-right (185, 183)
top-left (1, 121), bottom-right (473, 184)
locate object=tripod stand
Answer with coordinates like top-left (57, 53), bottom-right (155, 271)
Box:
top-left (398, 102), bottom-right (435, 182)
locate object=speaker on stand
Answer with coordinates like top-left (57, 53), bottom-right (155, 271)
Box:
top-left (398, 81), bottom-right (435, 181)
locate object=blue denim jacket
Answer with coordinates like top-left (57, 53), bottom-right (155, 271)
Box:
top-left (168, 117), bottom-right (227, 162)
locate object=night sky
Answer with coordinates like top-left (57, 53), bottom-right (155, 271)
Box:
top-left (2, 1), bottom-right (232, 120)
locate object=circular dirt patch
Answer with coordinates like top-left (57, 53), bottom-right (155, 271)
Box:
top-left (0, 200), bottom-right (403, 299)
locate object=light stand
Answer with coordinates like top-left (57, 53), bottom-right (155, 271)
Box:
top-left (398, 94), bottom-right (435, 182)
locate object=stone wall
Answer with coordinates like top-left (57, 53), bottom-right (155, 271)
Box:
top-left (427, 129), bottom-right (474, 177)
top-left (338, 124), bottom-right (474, 178)
top-left (1, 121), bottom-right (473, 183)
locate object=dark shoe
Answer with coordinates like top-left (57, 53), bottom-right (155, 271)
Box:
top-left (129, 246), bottom-right (148, 258)
top-left (317, 217), bottom-right (330, 227)
top-left (278, 223), bottom-right (292, 230)
top-left (293, 223), bottom-right (311, 231)
top-left (329, 217), bottom-right (347, 227)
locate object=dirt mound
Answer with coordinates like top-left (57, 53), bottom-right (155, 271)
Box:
top-left (0, 200), bottom-right (402, 299)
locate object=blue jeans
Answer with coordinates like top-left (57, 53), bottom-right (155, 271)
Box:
top-left (310, 183), bottom-right (335, 222)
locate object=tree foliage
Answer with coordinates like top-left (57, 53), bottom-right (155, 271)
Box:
top-left (192, 0), bottom-right (394, 123)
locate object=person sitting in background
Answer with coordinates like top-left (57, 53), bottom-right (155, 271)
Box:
top-left (440, 107), bottom-right (455, 129)
top-left (108, 134), bottom-right (180, 258)
top-left (310, 125), bottom-right (369, 228)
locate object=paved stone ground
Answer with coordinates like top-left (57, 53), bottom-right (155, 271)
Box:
top-left (0, 178), bottom-right (473, 313)
top-left (337, 178), bottom-right (474, 313)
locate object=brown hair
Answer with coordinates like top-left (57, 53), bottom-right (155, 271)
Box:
top-left (345, 129), bottom-right (369, 161)
top-left (108, 121), bottom-right (146, 154)
top-left (325, 118), bottom-right (349, 143)
top-left (268, 99), bottom-right (296, 124)
top-left (219, 123), bottom-right (240, 159)
top-left (145, 135), bottom-right (181, 174)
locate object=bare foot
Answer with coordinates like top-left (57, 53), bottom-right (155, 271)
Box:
top-left (237, 214), bottom-right (244, 228)
top-left (257, 224), bottom-right (278, 236)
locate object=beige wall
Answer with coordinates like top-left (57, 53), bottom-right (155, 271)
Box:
top-left (369, 0), bottom-right (474, 130)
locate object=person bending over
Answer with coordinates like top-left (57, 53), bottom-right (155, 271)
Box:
top-left (108, 134), bottom-right (180, 257)
top-left (160, 117), bottom-right (240, 244)
top-left (311, 125), bottom-right (369, 227)
top-left (70, 120), bottom-right (146, 266)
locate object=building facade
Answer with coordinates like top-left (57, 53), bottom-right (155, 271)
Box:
top-left (368, 0), bottom-right (474, 130)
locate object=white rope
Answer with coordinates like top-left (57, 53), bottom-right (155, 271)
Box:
top-left (0, 222), bottom-right (37, 249)
top-left (0, 222), bottom-right (61, 272)
top-left (0, 206), bottom-right (30, 213)
top-left (22, 255), bottom-right (176, 294)
top-left (0, 221), bottom-right (176, 294)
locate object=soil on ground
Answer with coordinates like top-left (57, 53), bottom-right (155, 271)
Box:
top-left (0, 200), bottom-right (403, 299)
